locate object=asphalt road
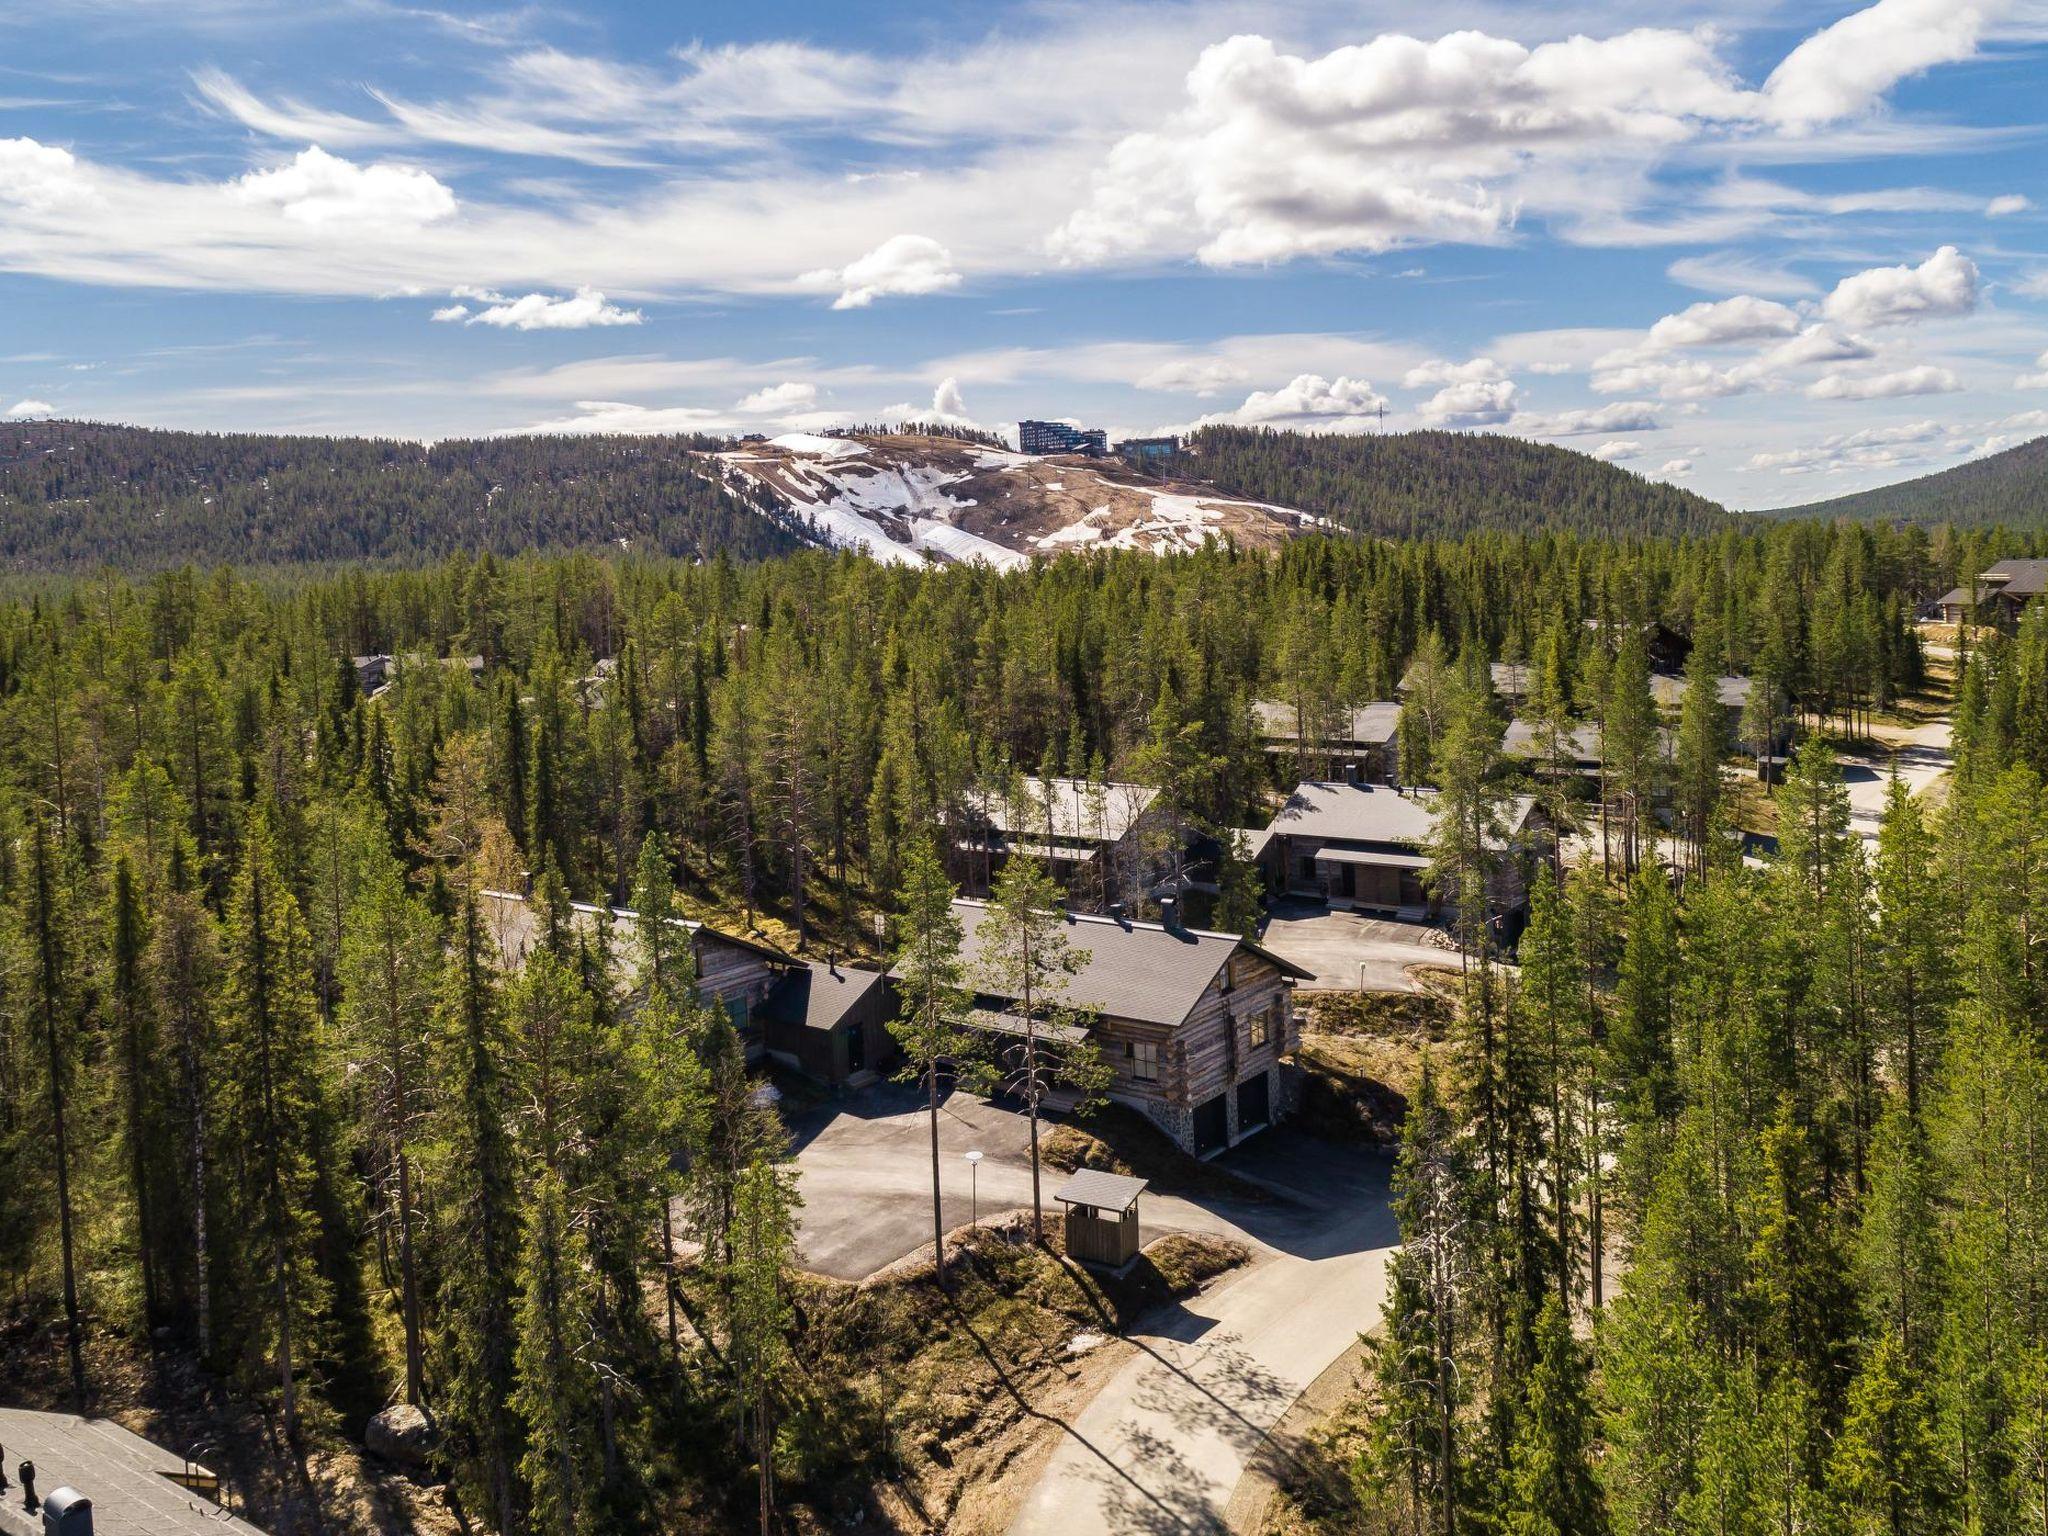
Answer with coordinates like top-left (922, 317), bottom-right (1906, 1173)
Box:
top-left (1257, 901), bottom-right (1452, 993)
top-left (1008, 1132), bottom-right (1397, 1536)
top-left (1838, 719), bottom-right (1952, 845)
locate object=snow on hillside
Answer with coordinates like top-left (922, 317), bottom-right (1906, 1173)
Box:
top-left (708, 432), bottom-right (1311, 568)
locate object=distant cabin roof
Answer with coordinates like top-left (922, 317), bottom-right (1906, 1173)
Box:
top-left (946, 899), bottom-right (1311, 1030)
top-left (1501, 718), bottom-right (1673, 761)
top-left (760, 960), bottom-right (885, 1034)
top-left (1398, 661), bottom-right (1529, 698)
top-left (477, 890), bottom-right (791, 973)
top-left (0, 1408), bottom-right (267, 1536)
top-left (962, 776), bottom-right (1159, 843)
top-left (1647, 673), bottom-right (1753, 710)
top-left (1982, 558), bottom-right (2048, 598)
top-left (1252, 699), bottom-right (1400, 746)
top-left (1269, 781), bottom-right (1536, 850)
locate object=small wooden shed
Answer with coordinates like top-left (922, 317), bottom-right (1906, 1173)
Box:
top-left (1053, 1169), bottom-right (1149, 1270)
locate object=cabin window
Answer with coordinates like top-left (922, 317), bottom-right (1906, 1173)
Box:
top-left (1248, 1007), bottom-right (1272, 1050)
top-left (1127, 1040), bottom-right (1159, 1083)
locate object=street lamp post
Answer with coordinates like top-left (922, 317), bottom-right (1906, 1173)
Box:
top-left (965, 1149), bottom-right (984, 1230)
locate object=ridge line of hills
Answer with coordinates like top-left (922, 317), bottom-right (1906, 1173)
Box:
top-left (1, 417), bottom-right (2041, 573)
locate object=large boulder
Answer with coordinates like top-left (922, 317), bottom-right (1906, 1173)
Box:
top-left (366, 1404), bottom-right (438, 1471)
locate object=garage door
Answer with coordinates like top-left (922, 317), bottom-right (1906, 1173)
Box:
top-left (1193, 1094), bottom-right (1230, 1157)
top-left (1236, 1072), bottom-right (1270, 1131)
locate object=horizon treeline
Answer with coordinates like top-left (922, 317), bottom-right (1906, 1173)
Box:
top-left (0, 420), bottom-right (802, 569)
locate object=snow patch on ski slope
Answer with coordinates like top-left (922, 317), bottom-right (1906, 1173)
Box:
top-left (718, 438), bottom-right (1028, 570)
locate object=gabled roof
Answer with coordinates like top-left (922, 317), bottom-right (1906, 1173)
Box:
top-left (761, 960), bottom-right (886, 1034)
top-left (948, 899), bottom-right (1311, 1029)
top-left (1252, 699), bottom-right (1400, 747)
top-left (0, 1409), bottom-right (266, 1536)
top-left (1267, 781), bottom-right (1536, 850)
top-left (962, 776), bottom-right (1159, 842)
top-left (1981, 559), bottom-right (2048, 599)
top-left (1054, 1168), bottom-right (1148, 1213)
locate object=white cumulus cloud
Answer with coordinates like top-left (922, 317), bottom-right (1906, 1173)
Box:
top-left (228, 145), bottom-right (456, 227)
top-left (1417, 377), bottom-right (1519, 426)
top-left (1517, 401), bottom-right (1665, 436)
top-left (1136, 358), bottom-right (1249, 396)
top-left (1592, 440), bottom-right (1644, 462)
top-left (1644, 295), bottom-right (1800, 350)
top-left (4, 399), bottom-right (55, 418)
top-left (1821, 245), bottom-right (1979, 329)
top-left (1806, 364), bottom-right (1961, 399)
top-left (453, 286), bottom-right (643, 330)
top-left (1762, 0), bottom-right (2006, 129)
top-left (1403, 357), bottom-right (1508, 389)
top-left (1987, 194), bottom-right (2032, 217)
top-left (806, 234), bottom-right (961, 310)
top-left (737, 381), bottom-right (820, 414)
top-left (0, 138), bottom-right (96, 213)
top-left (1195, 374), bottom-right (1389, 432)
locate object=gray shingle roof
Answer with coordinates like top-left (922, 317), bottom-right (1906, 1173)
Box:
top-left (961, 776), bottom-right (1159, 842)
top-left (1053, 1168), bottom-right (1149, 1213)
top-left (1268, 781), bottom-right (1536, 849)
top-left (761, 961), bottom-right (884, 1033)
top-left (950, 899), bottom-right (1311, 1029)
top-left (0, 1409), bottom-right (266, 1536)
top-left (1983, 559), bottom-right (2048, 599)
top-left (478, 890), bottom-right (790, 971)
top-left (1252, 700), bottom-right (1400, 746)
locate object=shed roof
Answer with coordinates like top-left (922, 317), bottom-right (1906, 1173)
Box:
top-left (0, 1409), bottom-right (266, 1536)
top-left (760, 961), bottom-right (885, 1034)
top-left (947, 899), bottom-right (1312, 1030)
top-left (1053, 1168), bottom-right (1149, 1213)
top-left (962, 776), bottom-right (1159, 843)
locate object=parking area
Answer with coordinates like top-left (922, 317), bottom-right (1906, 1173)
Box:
top-left (783, 1081), bottom-right (1379, 1280)
top-left (1257, 899), bottom-right (1454, 993)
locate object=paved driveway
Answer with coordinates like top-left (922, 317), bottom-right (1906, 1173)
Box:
top-left (1008, 1133), bottom-right (1397, 1536)
top-left (785, 1085), bottom-right (1250, 1281)
top-left (1258, 900), bottom-right (1452, 993)
top-left (1839, 720), bottom-right (1951, 844)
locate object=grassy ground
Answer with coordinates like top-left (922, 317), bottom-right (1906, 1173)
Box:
top-left (1289, 985), bottom-right (1458, 1148)
top-left (768, 1217), bottom-right (1250, 1534)
top-left (1041, 1102), bottom-right (1272, 1202)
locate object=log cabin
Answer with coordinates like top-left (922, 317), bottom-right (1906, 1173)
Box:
top-left (948, 898), bottom-right (1313, 1157)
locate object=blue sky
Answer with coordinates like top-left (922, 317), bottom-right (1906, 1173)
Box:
top-left (2, 0), bottom-right (2045, 509)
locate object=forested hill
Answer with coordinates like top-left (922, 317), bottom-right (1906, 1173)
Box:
top-left (1177, 425), bottom-right (1731, 539)
top-left (1770, 433), bottom-right (2048, 529)
top-left (0, 419), bottom-right (806, 569)
top-left (0, 418), bottom-right (1742, 572)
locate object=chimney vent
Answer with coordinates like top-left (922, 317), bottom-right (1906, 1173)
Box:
top-left (43, 1485), bottom-right (92, 1536)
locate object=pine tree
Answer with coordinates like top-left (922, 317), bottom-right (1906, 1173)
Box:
top-left (977, 855), bottom-right (1110, 1241)
top-left (217, 820), bottom-right (330, 1437)
top-left (888, 838), bottom-right (980, 1288)
top-left (1503, 1297), bottom-right (1606, 1536)
top-left (338, 849), bottom-right (440, 1407)
top-left (430, 894), bottom-right (527, 1534)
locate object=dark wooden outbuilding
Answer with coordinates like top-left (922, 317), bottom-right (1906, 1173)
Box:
top-left (1054, 1169), bottom-right (1149, 1270)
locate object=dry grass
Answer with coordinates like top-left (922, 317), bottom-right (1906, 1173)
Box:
top-left (776, 1216), bottom-right (1249, 1533)
top-left (1291, 988), bottom-right (1457, 1147)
